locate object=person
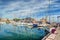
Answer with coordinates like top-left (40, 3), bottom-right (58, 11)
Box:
top-left (50, 27), bottom-right (57, 34)
top-left (51, 28), bottom-right (56, 34)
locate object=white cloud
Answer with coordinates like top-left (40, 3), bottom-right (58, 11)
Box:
top-left (1, 0), bottom-right (60, 19)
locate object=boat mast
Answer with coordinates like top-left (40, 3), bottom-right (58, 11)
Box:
top-left (48, 0), bottom-right (50, 22)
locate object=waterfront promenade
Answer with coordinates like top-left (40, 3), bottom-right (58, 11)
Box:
top-left (54, 27), bottom-right (60, 40)
top-left (45, 27), bottom-right (60, 40)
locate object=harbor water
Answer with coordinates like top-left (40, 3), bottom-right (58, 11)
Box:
top-left (0, 24), bottom-right (49, 40)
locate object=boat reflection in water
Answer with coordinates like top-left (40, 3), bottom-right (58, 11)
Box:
top-left (0, 24), bottom-right (49, 40)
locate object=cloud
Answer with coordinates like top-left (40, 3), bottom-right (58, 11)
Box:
top-left (0, 0), bottom-right (60, 19)
top-left (1, 0), bottom-right (50, 15)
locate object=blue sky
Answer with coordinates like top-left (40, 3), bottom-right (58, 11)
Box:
top-left (0, 0), bottom-right (60, 20)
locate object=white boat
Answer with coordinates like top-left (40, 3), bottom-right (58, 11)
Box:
top-left (0, 22), bottom-right (6, 24)
top-left (12, 22), bottom-right (33, 28)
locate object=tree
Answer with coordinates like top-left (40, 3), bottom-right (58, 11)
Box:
top-left (13, 18), bottom-right (20, 22)
top-left (6, 19), bottom-right (10, 24)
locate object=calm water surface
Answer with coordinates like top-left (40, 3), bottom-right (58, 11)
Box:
top-left (0, 24), bottom-right (48, 40)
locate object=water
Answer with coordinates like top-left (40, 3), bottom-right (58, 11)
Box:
top-left (0, 24), bottom-right (48, 40)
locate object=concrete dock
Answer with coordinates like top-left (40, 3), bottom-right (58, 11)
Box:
top-left (54, 27), bottom-right (60, 40)
top-left (45, 27), bottom-right (60, 40)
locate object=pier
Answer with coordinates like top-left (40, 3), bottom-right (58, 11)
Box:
top-left (54, 27), bottom-right (60, 40)
top-left (42, 26), bottom-right (60, 40)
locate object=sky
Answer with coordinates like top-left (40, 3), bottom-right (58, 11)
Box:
top-left (0, 0), bottom-right (60, 21)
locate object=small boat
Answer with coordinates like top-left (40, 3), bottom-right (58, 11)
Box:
top-left (0, 22), bottom-right (6, 24)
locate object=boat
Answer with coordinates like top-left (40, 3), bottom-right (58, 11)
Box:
top-left (0, 22), bottom-right (6, 24)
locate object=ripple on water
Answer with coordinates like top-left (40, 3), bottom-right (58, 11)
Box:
top-left (0, 24), bottom-right (48, 40)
